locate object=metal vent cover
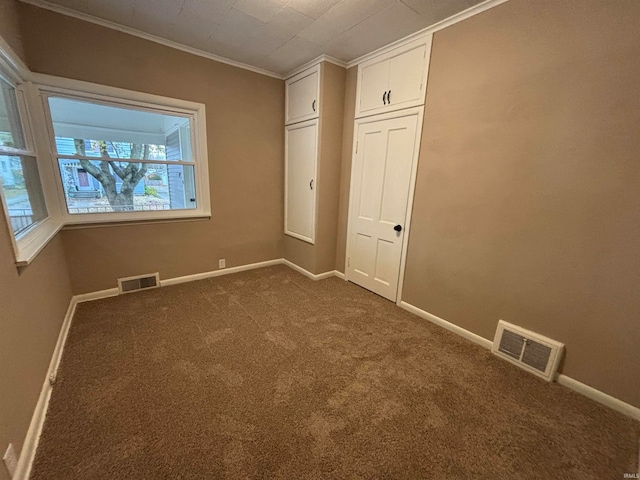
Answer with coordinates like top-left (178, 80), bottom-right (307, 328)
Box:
top-left (118, 273), bottom-right (160, 294)
top-left (492, 320), bottom-right (564, 381)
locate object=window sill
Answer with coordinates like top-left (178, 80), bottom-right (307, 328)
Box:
top-left (14, 217), bottom-right (63, 267)
top-left (62, 213), bottom-right (211, 230)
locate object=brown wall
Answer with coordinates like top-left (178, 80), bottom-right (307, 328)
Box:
top-left (0, 0), bottom-right (23, 59)
top-left (19, 4), bottom-right (285, 294)
top-left (283, 62), bottom-right (345, 274)
top-left (334, 67), bottom-right (357, 273)
top-left (0, 4), bottom-right (73, 476)
top-left (402, 0), bottom-right (640, 407)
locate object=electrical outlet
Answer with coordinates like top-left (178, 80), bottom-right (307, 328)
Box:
top-left (3, 443), bottom-right (18, 477)
top-left (218, 259), bottom-right (226, 269)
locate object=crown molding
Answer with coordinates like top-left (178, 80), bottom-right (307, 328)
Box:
top-left (19, 0), bottom-right (285, 80)
top-left (19, 0), bottom-right (512, 81)
top-left (285, 54), bottom-right (347, 79)
top-left (346, 0), bottom-right (510, 69)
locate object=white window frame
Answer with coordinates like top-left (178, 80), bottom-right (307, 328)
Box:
top-left (0, 60), bottom-right (63, 266)
top-left (34, 74), bottom-right (211, 227)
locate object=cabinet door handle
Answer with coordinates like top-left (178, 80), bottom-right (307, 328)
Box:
top-left (387, 90), bottom-right (391, 103)
top-left (382, 91), bottom-right (387, 105)
top-left (310, 179), bottom-right (314, 190)
top-left (312, 99), bottom-right (316, 112)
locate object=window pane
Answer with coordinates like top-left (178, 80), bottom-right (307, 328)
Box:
top-left (48, 97), bottom-right (192, 161)
top-left (0, 79), bottom-right (26, 150)
top-left (1, 155), bottom-right (47, 236)
top-left (58, 159), bottom-right (196, 214)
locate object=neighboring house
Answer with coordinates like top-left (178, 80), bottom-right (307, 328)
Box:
top-left (55, 137), bottom-right (145, 197)
top-left (0, 156), bottom-right (15, 187)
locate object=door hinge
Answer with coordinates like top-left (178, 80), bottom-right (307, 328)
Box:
top-left (356, 142), bottom-right (358, 154)
top-left (348, 257), bottom-right (350, 267)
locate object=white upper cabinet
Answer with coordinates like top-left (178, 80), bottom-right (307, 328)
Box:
top-left (355, 35), bottom-right (432, 118)
top-left (286, 64), bottom-right (320, 125)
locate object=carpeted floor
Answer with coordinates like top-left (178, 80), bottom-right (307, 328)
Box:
top-left (31, 265), bottom-right (638, 479)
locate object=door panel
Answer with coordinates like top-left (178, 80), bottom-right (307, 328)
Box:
top-left (286, 69), bottom-right (319, 125)
top-left (285, 120), bottom-right (317, 243)
top-left (387, 42), bottom-right (428, 109)
top-left (379, 127), bottom-right (415, 223)
top-left (347, 114), bottom-right (420, 301)
top-left (358, 59), bottom-right (390, 115)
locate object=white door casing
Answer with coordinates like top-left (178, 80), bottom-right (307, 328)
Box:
top-left (346, 108), bottom-right (423, 302)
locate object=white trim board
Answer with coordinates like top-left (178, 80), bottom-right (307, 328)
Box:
top-left (282, 259), bottom-right (341, 281)
top-left (399, 301), bottom-right (640, 422)
top-left (285, 55), bottom-right (346, 80)
top-left (73, 259), bottom-right (342, 301)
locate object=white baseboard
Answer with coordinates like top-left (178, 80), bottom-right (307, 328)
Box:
top-left (281, 259), bottom-right (342, 281)
top-left (13, 296), bottom-right (78, 480)
top-left (160, 259), bottom-right (283, 287)
top-left (334, 271), bottom-right (346, 280)
top-left (557, 375), bottom-right (640, 422)
top-left (399, 301), bottom-right (493, 349)
top-left (75, 287), bottom-right (119, 303)
top-left (399, 300), bottom-right (640, 422)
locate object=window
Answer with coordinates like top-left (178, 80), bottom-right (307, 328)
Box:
top-left (46, 95), bottom-right (206, 219)
top-left (0, 77), bottom-right (48, 239)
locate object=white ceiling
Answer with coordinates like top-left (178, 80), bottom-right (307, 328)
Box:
top-left (26, 0), bottom-right (486, 76)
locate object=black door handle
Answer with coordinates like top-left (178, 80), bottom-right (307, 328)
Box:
top-left (310, 179), bottom-right (314, 190)
top-left (382, 91), bottom-right (386, 105)
top-left (387, 90), bottom-right (391, 103)
top-left (312, 99), bottom-right (316, 112)
top-left (394, 224), bottom-right (402, 232)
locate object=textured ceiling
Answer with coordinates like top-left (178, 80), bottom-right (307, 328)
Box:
top-left (27, 0), bottom-right (486, 75)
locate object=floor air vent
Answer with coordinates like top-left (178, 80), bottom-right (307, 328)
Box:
top-left (492, 320), bottom-right (564, 381)
top-left (117, 273), bottom-right (160, 294)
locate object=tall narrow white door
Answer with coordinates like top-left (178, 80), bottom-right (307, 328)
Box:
top-left (347, 113), bottom-right (420, 301)
top-left (285, 119), bottom-right (318, 244)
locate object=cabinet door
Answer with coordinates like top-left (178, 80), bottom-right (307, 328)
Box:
top-left (357, 58), bottom-right (390, 116)
top-left (286, 65), bottom-right (320, 125)
top-left (285, 120), bottom-right (318, 244)
top-left (387, 37), bottom-right (431, 110)
top-left (355, 35), bottom-right (432, 118)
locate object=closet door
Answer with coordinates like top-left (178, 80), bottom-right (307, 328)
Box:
top-left (347, 111), bottom-right (421, 301)
top-left (285, 119), bottom-right (318, 244)
top-left (286, 65), bottom-right (320, 125)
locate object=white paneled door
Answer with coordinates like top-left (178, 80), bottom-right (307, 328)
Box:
top-left (347, 112), bottom-right (421, 301)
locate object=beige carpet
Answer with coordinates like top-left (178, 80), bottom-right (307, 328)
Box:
top-left (31, 265), bottom-right (638, 479)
